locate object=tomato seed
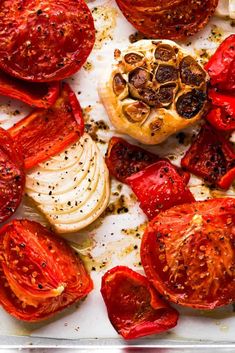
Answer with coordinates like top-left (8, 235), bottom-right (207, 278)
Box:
top-left (159, 254), bottom-right (165, 261)
top-left (163, 265), bottom-right (169, 272)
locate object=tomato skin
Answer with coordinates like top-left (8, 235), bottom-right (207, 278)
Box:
top-left (0, 0), bottom-right (95, 82)
top-left (8, 83), bottom-right (84, 169)
top-left (181, 124), bottom-right (235, 190)
top-left (205, 35), bottom-right (235, 92)
top-left (0, 219), bottom-right (93, 322)
top-left (116, 0), bottom-right (218, 40)
top-left (0, 70), bottom-right (59, 108)
top-left (141, 198), bottom-right (235, 310)
top-left (126, 161), bottom-right (195, 220)
top-left (105, 137), bottom-right (190, 184)
top-left (101, 266), bottom-right (179, 339)
top-left (0, 128), bottom-right (25, 223)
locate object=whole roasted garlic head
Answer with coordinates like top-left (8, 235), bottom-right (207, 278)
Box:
top-left (99, 40), bottom-right (208, 145)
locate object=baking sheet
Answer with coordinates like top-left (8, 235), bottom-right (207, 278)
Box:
top-left (0, 0), bottom-right (235, 345)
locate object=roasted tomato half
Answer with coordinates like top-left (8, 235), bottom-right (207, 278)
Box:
top-left (0, 0), bottom-right (95, 82)
top-left (0, 219), bottom-right (93, 322)
top-left (116, 0), bottom-right (218, 40)
top-left (0, 128), bottom-right (25, 223)
top-left (141, 198), bottom-right (235, 310)
top-left (9, 83), bottom-right (84, 169)
top-left (101, 266), bottom-right (179, 339)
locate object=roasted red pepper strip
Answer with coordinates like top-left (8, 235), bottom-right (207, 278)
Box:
top-left (105, 136), bottom-right (190, 184)
top-left (101, 266), bottom-right (179, 340)
top-left (0, 70), bottom-right (59, 108)
top-left (204, 34), bottom-right (235, 92)
top-left (209, 88), bottom-right (235, 118)
top-left (126, 160), bottom-right (195, 220)
top-left (206, 107), bottom-right (235, 131)
top-left (181, 124), bottom-right (235, 189)
top-left (105, 137), bottom-right (159, 182)
top-left (8, 83), bottom-right (84, 169)
top-left (206, 88), bottom-right (235, 130)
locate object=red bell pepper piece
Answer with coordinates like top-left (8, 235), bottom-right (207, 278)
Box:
top-left (105, 136), bottom-right (190, 185)
top-left (8, 83), bottom-right (84, 169)
top-left (101, 266), bottom-right (179, 340)
top-left (0, 70), bottom-right (59, 108)
top-left (204, 34), bottom-right (235, 92)
top-left (209, 88), bottom-right (235, 118)
top-left (126, 160), bottom-right (195, 220)
top-left (206, 107), bottom-right (235, 131)
top-left (105, 137), bottom-right (159, 183)
top-left (181, 124), bottom-right (235, 190)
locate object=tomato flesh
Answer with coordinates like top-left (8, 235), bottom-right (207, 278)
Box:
top-left (0, 219), bottom-right (93, 321)
top-left (0, 0), bottom-right (95, 82)
top-left (8, 83), bottom-right (84, 169)
top-left (101, 266), bottom-right (179, 339)
top-left (141, 198), bottom-right (235, 309)
top-left (116, 0), bottom-right (218, 40)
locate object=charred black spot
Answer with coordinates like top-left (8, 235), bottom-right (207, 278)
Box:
top-left (176, 90), bottom-right (206, 119)
top-left (180, 56), bottom-right (206, 87)
top-left (176, 132), bottom-right (186, 144)
top-left (155, 65), bottom-right (178, 83)
top-left (37, 9), bottom-right (43, 15)
top-left (115, 143), bottom-right (154, 163)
